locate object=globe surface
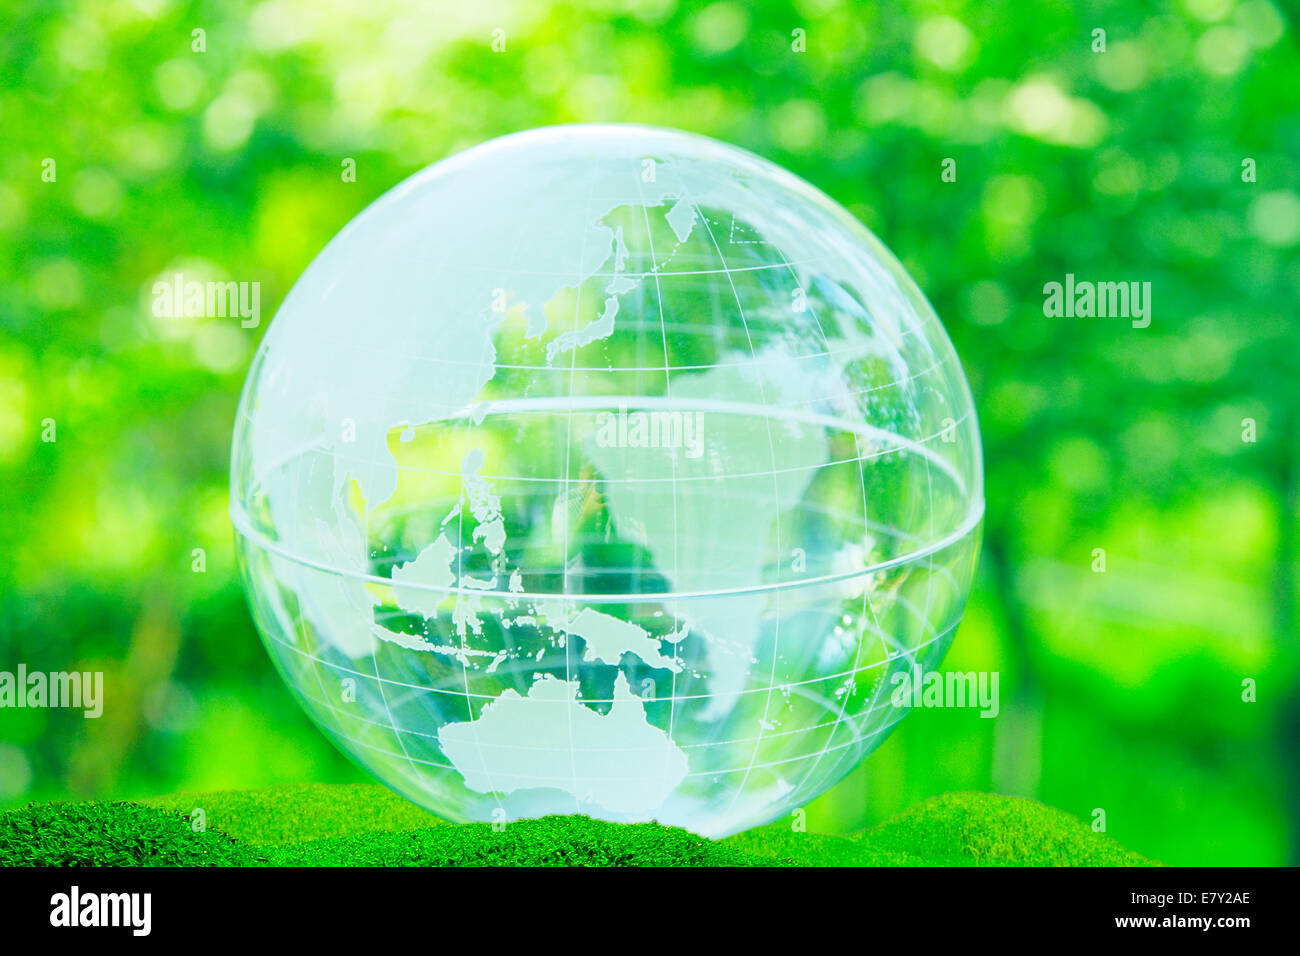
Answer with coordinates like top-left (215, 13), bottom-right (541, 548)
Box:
top-left (231, 124), bottom-right (983, 836)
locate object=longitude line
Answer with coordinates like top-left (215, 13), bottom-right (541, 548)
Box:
top-left (677, 178), bottom-right (787, 820)
top-left (636, 173), bottom-right (684, 814)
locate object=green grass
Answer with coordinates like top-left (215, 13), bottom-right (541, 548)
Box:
top-left (272, 816), bottom-right (776, 867)
top-left (861, 792), bottom-right (1154, 866)
top-left (142, 782), bottom-right (444, 846)
top-left (0, 800), bottom-right (264, 867)
top-left (725, 792), bottom-right (1153, 866)
top-left (0, 785), bottom-right (1155, 867)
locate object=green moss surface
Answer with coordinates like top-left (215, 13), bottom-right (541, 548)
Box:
top-left (143, 782), bottom-right (443, 846)
top-left (1, 785), bottom-right (1154, 867)
top-left (274, 815), bottom-right (777, 867)
top-left (859, 791), bottom-right (1154, 867)
top-left (0, 800), bottom-right (264, 867)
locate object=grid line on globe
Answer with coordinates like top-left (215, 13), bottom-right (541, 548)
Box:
top-left (231, 125), bottom-right (983, 836)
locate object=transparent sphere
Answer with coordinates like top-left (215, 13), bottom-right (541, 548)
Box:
top-left (231, 125), bottom-right (983, 837)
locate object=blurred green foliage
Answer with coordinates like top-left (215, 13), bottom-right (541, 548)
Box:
top-left (0, 0), bottom-right (1296, 865)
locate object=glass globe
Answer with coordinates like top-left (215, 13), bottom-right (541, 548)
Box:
top-left (231, 124), bottom-right (983, 837)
